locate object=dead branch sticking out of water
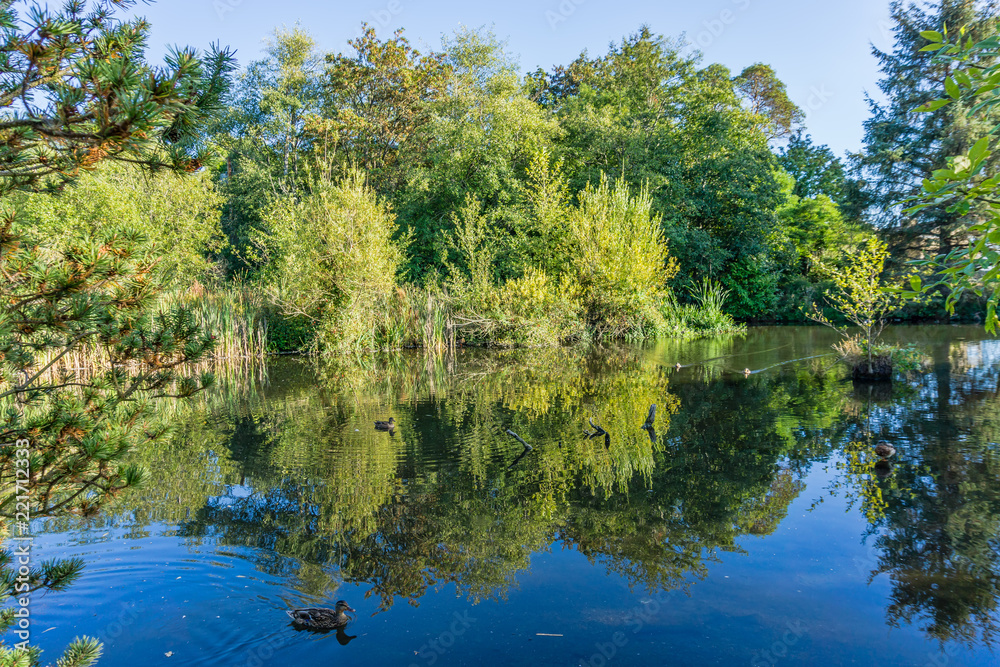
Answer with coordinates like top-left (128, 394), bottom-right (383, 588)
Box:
top-left (642, 404), bottom-right (656, 429)
top-left (505, 429), bottom-right (533, 451)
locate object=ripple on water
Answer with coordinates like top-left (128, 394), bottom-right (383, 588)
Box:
top-left (30, 531), bottom-right (327, 666)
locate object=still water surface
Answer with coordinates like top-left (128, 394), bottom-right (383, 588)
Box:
top-left (26, 326), bottom-right (1000, 665)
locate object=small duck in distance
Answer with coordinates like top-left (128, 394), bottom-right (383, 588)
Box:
top-left (743, 368), bottom-right (752, 377)
top-left (874, 441), bottom-right (896, 459)
top-left (374, 417), bottom-right (395, 431)
top-left (287, 600), bottom-right (356, 630)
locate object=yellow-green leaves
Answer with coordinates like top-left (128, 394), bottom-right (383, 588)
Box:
top-left (808, 237), bottom-right (901, 355)
top-left (915, 98), bottom-right (951, 113)
top-left (946, 76), bottom-right (962, 99)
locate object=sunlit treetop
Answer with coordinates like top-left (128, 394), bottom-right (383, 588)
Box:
top-left (0, 0), bottom-right (236, 195)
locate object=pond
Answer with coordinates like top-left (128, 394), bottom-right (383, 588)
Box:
top-left (23, 325), bottom-right (1000, 666)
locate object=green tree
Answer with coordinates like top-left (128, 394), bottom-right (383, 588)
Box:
top-left (733, 63), bottom-right (805, 141)
top-left (772, 169), bottom-right (875, 319)
top-left (320, 26), bottom-right (449, 195)
top-left (778, 133), bottom-right (849, 203)
top-left (540, 27), bottom-right (785, 318)
top-left (857, 0), bottom-right (1000, 267)
top-left (0, 2), bottom-right (233, 664)
top-left (216, 26), bottom-right (322, 274)
top-left (267, 169), bottom-right (405, 355)
top-left (397, 26), bottom-right (559, 282)
top-left (900, 25), bottom-right (1000, 332)
top-left (0, 0), bottom-right (234, 188)
top-left (807, 238), bottom-right (904, 379)
top-left (10, 162), bottom-right (225, 285)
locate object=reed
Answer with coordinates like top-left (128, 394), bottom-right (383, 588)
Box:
top-left (161, 283), bottom-right (269, 364)
top-left (33, 283), bottom-right (269, 382)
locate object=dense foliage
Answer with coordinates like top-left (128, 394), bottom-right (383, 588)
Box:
top-left (7, 0), bottom-right (1000, 363)
top-left (0, 2), bottom-right (234, 665)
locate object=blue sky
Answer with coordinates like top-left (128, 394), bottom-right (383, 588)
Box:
top-left (132, 0), bottom-right (895, 156)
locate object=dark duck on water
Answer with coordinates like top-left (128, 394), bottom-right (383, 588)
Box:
top-left (374, 417), bottom-right (395, 431)
top-left (874, 441), bottom-right (896, 459)
top-left (286, 600), bottom-right (356, 630)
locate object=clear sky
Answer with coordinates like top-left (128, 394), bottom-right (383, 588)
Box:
top-left (131, 0), bottom-right (895, 156)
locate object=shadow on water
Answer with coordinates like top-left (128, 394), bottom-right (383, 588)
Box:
top-left (31, 325), bottom-right (1000, 664)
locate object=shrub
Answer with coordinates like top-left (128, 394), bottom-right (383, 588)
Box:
top-left (268, 169), bottom-right (406, 356)
top-left (567, 175), bottom-right (679, 337)
top-left (12, 162), bottom-right (225, 286)
top-left (809, 238), bottom-right (906, 380)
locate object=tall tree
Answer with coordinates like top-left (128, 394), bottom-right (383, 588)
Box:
top-left (0, 2), bottom-right (233, 664)
top-left (539, 28), bottom-right (785, 317)
top-left (216, 26), bottom-right (323, 273)
top-left (857, 0), bottom-right (1000, 265)
top-left (733, 63), bottom-right (805, 142)
top-left (321, 26), bottom-right (449, 195)
top-left (778, 133), bottom-right (849, 202)
top-left (397, 27), bottom-right (559, 282)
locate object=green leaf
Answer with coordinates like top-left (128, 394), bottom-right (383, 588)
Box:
top-left (920, 44), bottom-right (947, 52)
top-left (970, 137), bottom-right (990, 162)
top-left (945, 76), bottom-right (961, 99)
top-left (909, 275), bottom-right (922, 292)
top-left (915, 99), bottom-right (951, 113)
top-left (920, 30), bottom-right (944, 42)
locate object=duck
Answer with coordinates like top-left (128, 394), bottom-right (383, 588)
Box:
top-left (374, 417), bottom-right (395, 431)
top-left (286, 600), bottom-right (356, 630)
top-left (874, 441), bottom-right (896, 458)
top-left (743, 368), bottom-right (752, 376)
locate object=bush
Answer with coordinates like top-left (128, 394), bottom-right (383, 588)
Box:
top-left (267, 169), bottom-right (406, 356)
top-left (567, 175), bottom-right (679, 337)
top-left (12, 162), bottom-right (225, 286)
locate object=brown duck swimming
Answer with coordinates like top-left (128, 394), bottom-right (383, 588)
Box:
top-left (374, 417), bottom-right (395, 431)
top-left (286, 600), bottom-right (355, 630)
top-left (874, 441), bottom-right (896, 458)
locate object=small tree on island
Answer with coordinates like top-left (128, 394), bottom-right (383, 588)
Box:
top-left (807, 237), bottom-right (905, 380)
top-left (0, 1), bottom-right (234, 665)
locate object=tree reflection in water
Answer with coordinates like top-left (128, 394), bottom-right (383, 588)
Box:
top-left (60, 335), bottom-right (1000, 649)
top-left (839, 341), bottom-right (1000, 648)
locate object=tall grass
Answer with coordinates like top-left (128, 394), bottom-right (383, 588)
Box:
top-left (658, 279), bottom-right (745, 338)
top-left (34, 283), bottom-right (269, 382)
top-left (161, 283), bottom-right (268, 364)
top-left (369, 286), bottom-right (456, 352)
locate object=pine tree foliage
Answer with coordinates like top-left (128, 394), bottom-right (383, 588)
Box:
top-left (858, 0), bottom-right (1000, 261)
top-left (0, 0), bottom-right (236, 193)
top-left (0, 2), bottom-right (233, 664)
